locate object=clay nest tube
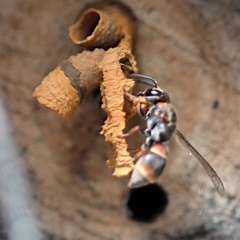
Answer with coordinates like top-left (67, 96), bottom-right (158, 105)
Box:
top-left (33, 2), bottom-right (138, 177)
top-left (33, 49), bottom-right (105, 121)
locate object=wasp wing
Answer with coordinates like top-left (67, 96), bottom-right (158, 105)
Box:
top-left (175, 129), bottom-right (225, 196)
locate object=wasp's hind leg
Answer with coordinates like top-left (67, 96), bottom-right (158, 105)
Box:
top-left (127, 148), bottom-right (141, 153)
top-left (116, 157), bottom-right (137, 167)
top-left (116, 149), bottom-right (148, 167)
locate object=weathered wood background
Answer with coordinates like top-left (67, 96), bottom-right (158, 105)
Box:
top-left (0, 0), bottom-right (240, 239)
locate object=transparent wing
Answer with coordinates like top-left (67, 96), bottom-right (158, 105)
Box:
top-left (175, 129), bottom-right (225, 196)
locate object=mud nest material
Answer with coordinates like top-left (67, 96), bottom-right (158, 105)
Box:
top-left (33, 2), bottom-right (138, 177)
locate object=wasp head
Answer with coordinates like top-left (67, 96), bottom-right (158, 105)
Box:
top-left (138, 88), bottom-right (170, 104)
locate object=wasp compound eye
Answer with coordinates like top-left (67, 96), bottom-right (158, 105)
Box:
top-left (142, 88), bottom-right (163, 97)
top-left (138, 88), bottom-right (170, 104)
top-left (123, 184), bottom-right (168, 222)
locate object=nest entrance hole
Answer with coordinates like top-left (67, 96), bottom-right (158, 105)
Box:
top-left (78, 11), bottom-right (100, 41)
top-left (123, 184), bottom-right (168, 222)
top-left (120, 58), bottom-right (134, 78)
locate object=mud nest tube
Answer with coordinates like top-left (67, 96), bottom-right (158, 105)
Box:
top-left (33, 2), bottom-right (138, 177)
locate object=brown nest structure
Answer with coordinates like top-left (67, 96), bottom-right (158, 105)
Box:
top-left (33, 2), bottom-right (138, 177)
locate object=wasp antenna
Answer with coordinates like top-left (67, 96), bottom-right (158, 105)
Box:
top-left (120, 63), bottom-right (133, 72)
top-left (136, 79), bottom-right (156, 87)
top-left (129, 73), bottom-right (158, 87)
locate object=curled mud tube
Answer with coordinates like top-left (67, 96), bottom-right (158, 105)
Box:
top-left (33, 2), bottom-right (138, 177)
top-left (32, 49), bottom-right (105, 121)
top-left (69, 3), bottom-right (136, 49)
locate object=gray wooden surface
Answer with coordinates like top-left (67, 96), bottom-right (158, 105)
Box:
top-left (0, 0), bottom-right (240, 239)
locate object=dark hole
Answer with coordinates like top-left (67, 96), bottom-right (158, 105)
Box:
top-left (91, 86), bottom-right (101, 98)
top-left (212, 100), bottom-right (219, 109)
top-left (123, 184), bottom-right (168, 222)
top-left (91, 87), bottom-right (103, 108)
top-left (79, 12), bottom-right (100, 41)
top-left (120, 58), bottom-right (134, 78)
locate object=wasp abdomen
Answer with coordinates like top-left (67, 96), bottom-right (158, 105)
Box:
top-left (128, 144), bottom-right (167, 188)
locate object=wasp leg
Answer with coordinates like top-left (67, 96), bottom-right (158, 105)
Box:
top-left (116, 149), bottom-right (148, 167)
top-left (127, 148), bottom-right (141, 152)
top-left (117, 125), bottom-right (141, 138)
top-left (116, 158), bottom-right (136, 167)
top-left (124, 92), bottom-right (147, 106)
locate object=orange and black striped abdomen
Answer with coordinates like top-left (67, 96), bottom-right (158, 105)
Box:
top-left (128, 144), bottom-right (167, 188)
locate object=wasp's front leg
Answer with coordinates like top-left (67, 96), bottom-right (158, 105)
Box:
top-left (117, 125), bottom-right (141, 138)
top-left (116, 158), bottom-right (136, 167)
top-left (124, 92), bottom-right (147, 106)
